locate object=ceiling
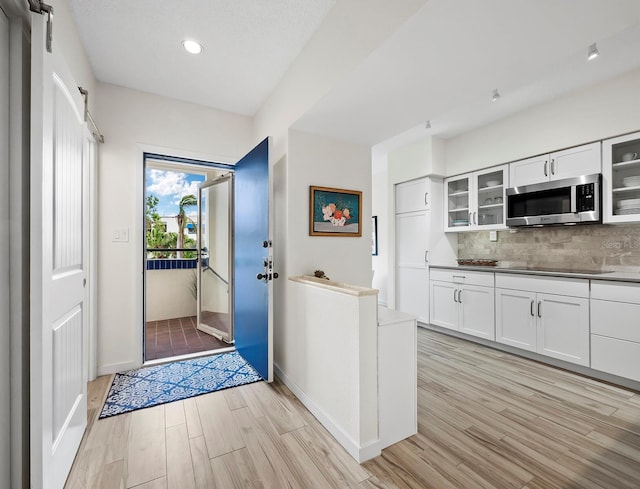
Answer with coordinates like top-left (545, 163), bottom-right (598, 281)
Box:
top-left (68, 0), bottom-right (335, 116)
top-left (69, 0), bottom-right (640, 148)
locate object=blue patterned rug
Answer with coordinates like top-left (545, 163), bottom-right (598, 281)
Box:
top-left (99, 351), bottom-right (261, 418)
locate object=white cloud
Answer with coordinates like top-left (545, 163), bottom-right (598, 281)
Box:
top-left (147, 170), bottom-right (199, 200)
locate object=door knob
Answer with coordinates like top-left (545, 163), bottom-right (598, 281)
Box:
top-left (256, 273), bottom-right (266, 281)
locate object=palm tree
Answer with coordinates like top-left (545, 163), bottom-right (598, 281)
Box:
top-left (176, 194), bottom-right (197, 258)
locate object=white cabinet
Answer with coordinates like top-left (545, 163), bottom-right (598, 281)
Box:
top-left (429, 269), bottom-right (495, 340)
top-left (603, 131), bottom-right (640, 223)
top-left (445, 165), bottom-right (508, 232)
top-left (378, 307), bottom-right (417, 448)
top-left (509, 142), bottom-right (601, 188)
top-left (590, 281), bottom-right (640, 381)
top-left (395, 177), bottom-right (434, 323)
top-left (395, 178), bottom-right (430, 213)
top-left (495, 274), bottom-right (590, 366)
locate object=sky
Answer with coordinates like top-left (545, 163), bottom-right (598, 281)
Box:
top-left (146, 169), bottom-right (206, 217)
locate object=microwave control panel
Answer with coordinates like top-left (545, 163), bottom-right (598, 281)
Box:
top-left (576, 183), bottom-right (595, 212)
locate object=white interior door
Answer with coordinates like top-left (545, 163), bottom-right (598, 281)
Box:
top-left (30, 13), bottom-right (89, 489)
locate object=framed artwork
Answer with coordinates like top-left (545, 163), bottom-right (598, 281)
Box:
top-left (309, 186), bottom-right (362, 237)
top-left (372, 216), bottom-right (378, 255)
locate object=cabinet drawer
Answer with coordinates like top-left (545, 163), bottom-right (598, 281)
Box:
top-left (430, 268), bottom-right (494, 287)
top-left (591, 299), bottom-right (640, 342)
top-left (495, 273), bottom-right (589, 297)
top-left (591, 334), bottom-right (640, 382)
top-left (591, 281), bottom-right (640, 303)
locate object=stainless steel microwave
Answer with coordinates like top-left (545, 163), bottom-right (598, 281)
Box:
top-left (506, 173), bottom-right (601, 227)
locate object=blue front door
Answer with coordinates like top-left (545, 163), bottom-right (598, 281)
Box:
top-left (233, 138), bottom-right (272, 381)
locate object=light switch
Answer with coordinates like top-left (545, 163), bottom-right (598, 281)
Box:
top-left (113, 228), bottom-right (130, 243)
top-left (489, 230), bottom-right (498, 242)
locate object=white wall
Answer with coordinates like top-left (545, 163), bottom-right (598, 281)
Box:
top-left (50, 0), bottom-right (97, 111)
top-left (371, 153), bottom-right (389, 305)
top-left (286, 130), bottom-right (372, 285)
top-left (274, 130), bottom-right (373, 383)
top-left (95, 82), bottom-right (253, 374)
top-left (146, 269), bottom-right (197, 322)
top-left (0, 9), bottom-right (11, 488)
top-left (446, 68), bottom-right (640, 176)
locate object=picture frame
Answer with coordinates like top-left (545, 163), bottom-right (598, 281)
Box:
top-left (372, 216), bottom-right (378, 255)
top-left (309, 185), bottom-right (362, 237)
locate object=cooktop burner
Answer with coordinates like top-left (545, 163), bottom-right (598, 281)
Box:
top-left (508, 266), bottom-right (612, 274)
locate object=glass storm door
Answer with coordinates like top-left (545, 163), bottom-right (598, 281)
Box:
top-left (233, 138), bottom-right (273, 381)
top-left (197, 174), bottom-right (233, 344)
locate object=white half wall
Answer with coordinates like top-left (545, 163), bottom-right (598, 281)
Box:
top-left (445, 67), bottom-right (640, 176)
top-left (275, 129), bottom-right (373, 413)
top-left (146, 269), bottom-right (196, 322)
top-left (95, 83), bottom-right (253, 374)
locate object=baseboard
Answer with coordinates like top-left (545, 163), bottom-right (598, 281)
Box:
top-left (97, 360), bottom-right (140, 376)
top-left (273, 363), bottom-right (381, 463)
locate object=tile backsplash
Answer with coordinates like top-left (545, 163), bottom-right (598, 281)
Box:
top-left (458, 223), bottom-right (640, 271)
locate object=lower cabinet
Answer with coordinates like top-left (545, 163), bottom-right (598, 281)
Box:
top-left (495, 274), bottom-right (590, 366)
top-left (430, 270), bottom-right (495, 340)
top-left (590, 281), bottom-right (640, 382)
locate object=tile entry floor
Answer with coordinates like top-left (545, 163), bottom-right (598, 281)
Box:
top-left (145, 315), bottom-right (231, 361)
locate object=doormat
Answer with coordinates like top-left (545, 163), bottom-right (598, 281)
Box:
top-left (99, 351), bottom-right (261, 418)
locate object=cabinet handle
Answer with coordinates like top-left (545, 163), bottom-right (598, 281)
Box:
top-left (453, 289), bottom-right (458, 303)
top-left (424, 250), bottom-right (429, 263)
top-left (458, 290), bottom-right (462, 303)
top-left (537, 301), bottom-right (542, 318)
top-left (550, 158), bottom-right (555, 175)
top-left (530, 300), bottom-right (535, 317)
top-left (424, 192), bottom-right (428, 207)
top-left (544, 161), bottom-right (548, 177)
top-left (452, 275), bottom-right (466, 279)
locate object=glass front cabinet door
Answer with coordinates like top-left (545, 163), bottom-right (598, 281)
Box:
top-left (603, 131), bottom-right (640, 223)
top-left (445, 165), bottom-right (508, 232)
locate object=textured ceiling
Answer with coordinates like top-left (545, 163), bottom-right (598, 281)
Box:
top-left (68, 0), bottom-right (335, 115)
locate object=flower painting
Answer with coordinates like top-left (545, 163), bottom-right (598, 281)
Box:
top-left (309, 186), bottom-right (362, 237)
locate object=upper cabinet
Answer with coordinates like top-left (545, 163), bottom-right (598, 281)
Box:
top-left (395, 178), bottom-right (430, 214)
top-left (509, 142), bottom-right (601, 188)
top-left (603, 131), bottom-right (640, 223)
top-left (445, 165), bottom-right (508, 232)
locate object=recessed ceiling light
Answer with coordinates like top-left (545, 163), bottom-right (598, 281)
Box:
top-left (587, 43), bottom-right (599, 61)
top-left (182, 39), bottom-right (203, 55)
top-left (491, 89), bottom-right (500, 102)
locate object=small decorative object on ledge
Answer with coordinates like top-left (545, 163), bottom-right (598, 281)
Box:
top-left (314, 270), bottom-right (330, 280)
top-left (457, 259), bottom-right (498, 266)
top-left (309, 185), bottom-right (362, 237)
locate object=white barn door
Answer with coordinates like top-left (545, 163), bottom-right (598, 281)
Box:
top-left (30, 12), bottom-right (89, 489)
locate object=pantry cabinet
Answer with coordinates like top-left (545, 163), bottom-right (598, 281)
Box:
top-left (429, 269), bottom-right (495, 340)
top-left (603, 131), bottom-right (640, 223)
top-left (395, 178), bottom-right (438, 323)
top-left (509, 142), bottom-right (601, 188)
top-left (495, 274), bottom-right (590, 366)
top-left (444, 165), bottom-right (508, 232)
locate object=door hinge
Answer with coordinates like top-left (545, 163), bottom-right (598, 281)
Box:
top-left (29, 1), bottom-right (54, 53)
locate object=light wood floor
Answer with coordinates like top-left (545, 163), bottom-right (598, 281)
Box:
top-left (65, 328), bottom-right (640, 489)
